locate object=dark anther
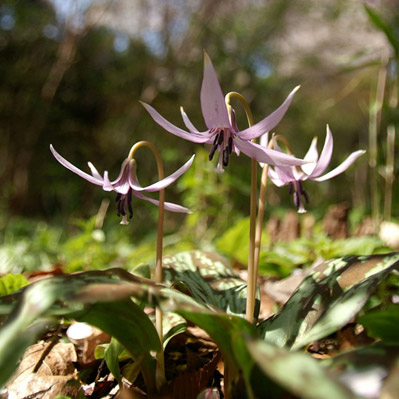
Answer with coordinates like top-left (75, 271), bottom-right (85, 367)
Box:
top-left (209, 144), bottom-right (218, 161)
top-left (288, 182), bottom-right (293, 195)
top-left (293, 191), bottom-right (299, 208)
top-left (127, 190), bottom-right (133, 219)
top-left (115, 193), bottom-right (122, 202)
top-left (303, 190), bottom-right (309, 204)
top-left (223, 148), bottom-right (229, 167)
top-left (228, 137), bottom-right (233, 154)
top-left (298, 181), bottom-right (305, 195)
top-left (218, 130), bottom-right (224, 145)
top-left (209, 134), bottom-right (219, 161)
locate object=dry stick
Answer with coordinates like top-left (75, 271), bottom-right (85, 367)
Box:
top-left (225, 92), bottom-right (257, 323)
top-left (369, 55), bottom-right (388, 230)
top-left (384, 79), bottom-right (398, 221)
top-left (128, 141), bottom-right (166, 388)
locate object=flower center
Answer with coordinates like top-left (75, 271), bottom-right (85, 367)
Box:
top-left (208, 128), bottom-right (234, 167)
top-left (115, 189), bottom-right (133, 224)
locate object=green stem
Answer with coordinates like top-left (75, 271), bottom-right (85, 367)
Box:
top-left (128, 141), bottom-right (166, 389)
top-left (225, 92), bottom-right (257, 323)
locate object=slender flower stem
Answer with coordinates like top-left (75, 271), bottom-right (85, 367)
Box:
top-left (225, 92), bottom-right (257, 323)
top-left (253, 135), bottom-right (293, 286)
top-left (128, 141), bottom-right (166, 388)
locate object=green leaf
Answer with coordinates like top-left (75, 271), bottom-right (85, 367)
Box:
top-left (104, 338), bottom-right (124, 385)
top-left (0, 269), bottom-right (161, 393)
top-left (359, 305), bottom-right (399, 343)
top-left (258, 253), bottom-right (399, 349)
top-left (0, 274), bottom-right (29, 297)
top-left (0, 319), bottom-right (52, 389)
top-left (163, 251), bottom-right (259, 319)
top-left (364, 5), bottom-right (399, 57)
top-left (324, 341), bottom-right (399, 397)
top-left (215, 217), bottom-right (250, 265)
top-left (246, 339), bottom-right (358, 399)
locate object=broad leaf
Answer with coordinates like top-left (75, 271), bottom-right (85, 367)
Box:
top-left (163, 250), bottom-right (259, 319)
top-left (258, 253), bottom-right (399, 349)
top-left (364, 5), bottom-right (399, 57)
top-left (0, 274), bottom-right (29, 297)
top-left (246, 339), bottom-right (358, 399)
top-left (325, 342), bottom-right (399, 398)
top-left (104, 338), bottom-right (124, 385)
top-left (358, 305), bottom-right (399, 344)
top-left (0, 269), bottom-right (161, 392)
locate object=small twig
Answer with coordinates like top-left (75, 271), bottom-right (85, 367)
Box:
top-left (33, 323), bottom-right (63, 373)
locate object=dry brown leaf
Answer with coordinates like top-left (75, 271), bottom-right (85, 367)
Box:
top-left (6, 341), bottom-right (82, 399)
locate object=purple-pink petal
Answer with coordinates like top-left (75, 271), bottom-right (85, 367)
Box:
top-left (87, 162), bottom-right (103, 180)
top-left (235, 138), bottom-right (306, 167)
top-left (50, 145), bottom-right (103, 186)
top-left (102, 171), bottom-right (115, 192)
top-left (268, 167), bottom-right (291, 187)
top-left (133, 191), bottom-right (191, 213)
top-left (129, 155), bottom-right (195, 192)
top-left (141, 102), bottom-right (211, 144)
top-left (238, 86), bottom-right (300, 141)
top-left (180, 107), bottom-right (200, 133)
top-left (312, 150), bottom-right (366, 182)
top-left (200, 52), bottom-right (231, 130)
top-left (308, 125), bottom-right (333, 178)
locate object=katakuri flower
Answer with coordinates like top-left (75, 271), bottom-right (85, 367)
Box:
top-left (141, 52), bottom-right (305, 173)
top-left (266, 126), bottom-right (366, 213)
top-left (50, 145), bottom-right (194, 225)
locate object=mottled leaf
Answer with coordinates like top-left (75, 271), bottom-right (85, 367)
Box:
top-left (0, 269), bottom-right (161, 392)
top-left (163, 251), bottom-right (259, 319)
top-left (258, 253), bottom-right (399, 349)
top-left (246, 339), bottom-right (358, 399)
top-left (325, 342), bottom-right (399, 398)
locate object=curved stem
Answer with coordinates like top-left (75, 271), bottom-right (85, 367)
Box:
top-left (128, 141), bottom-right (165, 389)
top-left (225, 92), bottom-right (257, 323)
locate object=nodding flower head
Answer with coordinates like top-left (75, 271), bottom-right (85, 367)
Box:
top-left (50, 145), bottom-right (194, 225)
top-left (264, 125), bottom-right (366, 213)
top-left (141, 51), bottom-right (307, 173)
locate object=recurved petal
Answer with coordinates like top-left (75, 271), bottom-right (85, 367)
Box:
top-left (141, 102), bottom-right (211, 143)
top-left (238, 86), bottom-right (300, 140)
top-left (300, 136), bottom-right (319, 176)
top-left (200, 51), bottom-right (231, 129)
top-left (50, 145), bottom-right (103, 186)
top-left (259, 132), bottom-right (269, 148)
top-left (130, 155), bottom-right (195, 192)
top-left (88, 162), bottom-right (102, 179)
top-left (235, 138), bottom-right (306, 167)
top-left (133, 191), bottom-right (191, 213)
top-left (180, 107), bottom-right (200, 133)
top-left (308, 125), bottom-right (333, 178)
top-left (102, 171), bottom-right (115, 192)
top-left (312, 150), bottom-right (366, 182)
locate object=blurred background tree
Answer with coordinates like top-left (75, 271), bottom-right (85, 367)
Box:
top-left (0, 0), bottom-right (396, 244)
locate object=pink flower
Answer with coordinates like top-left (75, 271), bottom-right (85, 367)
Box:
top-left (266, 126), bottom-right (366, 213)
top-left (141, 52), bottom-right (305, 173)
top-left (50, 145), bottom-right (194, 224)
